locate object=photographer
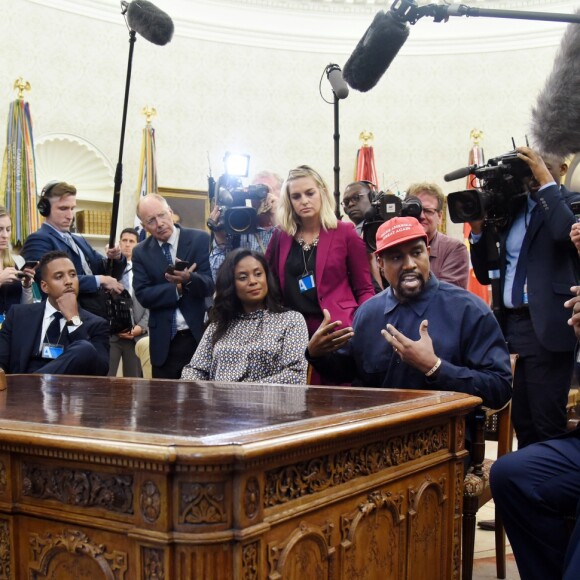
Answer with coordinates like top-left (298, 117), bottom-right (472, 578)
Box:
top-left (208, 171), bottom-right (282, 281)
top-left (405, 182), bottom-right (469, 289)
top-left (469, 146), bottom-right (580, 448)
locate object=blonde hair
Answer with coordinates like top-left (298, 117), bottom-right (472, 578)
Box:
top-left (277, 165), bottom-right (337, 235)
top-left (0, 207), bottom-right (15, 268)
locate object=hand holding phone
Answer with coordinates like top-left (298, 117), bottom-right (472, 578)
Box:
top-left (21, 261), bottom-right (39, 271)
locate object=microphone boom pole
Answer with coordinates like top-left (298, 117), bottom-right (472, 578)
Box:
top-left (333, 93), bottom-right (341, 219)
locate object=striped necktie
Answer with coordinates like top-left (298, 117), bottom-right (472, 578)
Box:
top-left (63, 232), bottom-right (93, 275)
top-left (162, 242), bottom-right (177, 340)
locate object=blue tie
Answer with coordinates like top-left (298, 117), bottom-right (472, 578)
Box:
top-left (162, 243), bottom-right (177, 340)
top-left (511, 205), bottom-right (539, 307)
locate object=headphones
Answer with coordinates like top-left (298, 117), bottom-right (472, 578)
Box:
top-left (37, 180), bottom-right (61, 217)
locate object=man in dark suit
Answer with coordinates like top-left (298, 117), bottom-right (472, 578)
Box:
top-left (490, 277), bottom-right (580, 580)
top-left (22, 181), bottom-right (125, 316)
top-left (469, 146), bottom-right (580, 448)
top-left (132, 194), bottom-right (214, 379)
top-left (0, 251), bottom-right (110, 375)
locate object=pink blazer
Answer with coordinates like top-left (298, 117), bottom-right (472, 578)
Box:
top-left (266, 221), bottom-right (375, 329)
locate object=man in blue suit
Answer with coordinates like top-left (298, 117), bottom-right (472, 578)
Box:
top-left (469, 146), bottom-right (580, 448)
top-left (132, 194), bottom-right (214, 379)
top-left (22, 181), bottom-right (125, 317)
top-left (0, 251), bottom-right (110, 375)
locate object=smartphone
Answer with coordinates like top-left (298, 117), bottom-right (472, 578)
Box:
top-left (174, 261), bottom-right (190, 271)
top-left (571, 201), bottom-right (580, 221)
top-left (21, 261), bottom-right (39, 270)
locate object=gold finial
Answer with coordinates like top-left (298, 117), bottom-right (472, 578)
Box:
top-left (359, 131), bottom-right (374, 146)
top-left (13, 77), bottom-right (31, 100)
top-left (141, 106), bottom-right (157, 125)
top-left (470, 128), bottom-right (484, 145)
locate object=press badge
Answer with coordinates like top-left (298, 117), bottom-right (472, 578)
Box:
top-left (41, 343), bottom-right (64, 359)
top-left (0, 314), bottom-right (4, 329)
top-left (298, 273), bottom-right (316, 293)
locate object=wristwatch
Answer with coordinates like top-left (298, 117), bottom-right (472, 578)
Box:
top-left (66, 315), bottom-right (82, 326)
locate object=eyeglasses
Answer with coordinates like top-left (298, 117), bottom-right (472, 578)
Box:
top-left (143, 211), bottom-right (170, 227)
top-left (422, 207), bottom-right (440, 217)
top-left (341, 194), bottom-right (363, 208)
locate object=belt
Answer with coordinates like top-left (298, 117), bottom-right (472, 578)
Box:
top-left (174, 329), bottom-right (191, 336)
top-left (504, 307), bottom-right (530, 316)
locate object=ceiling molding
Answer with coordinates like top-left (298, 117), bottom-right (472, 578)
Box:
top-left (27, 0), bottom-right (576, 53)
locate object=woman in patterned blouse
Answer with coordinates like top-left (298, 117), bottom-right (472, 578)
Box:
top-left (181, 248), bottom-right (309, 384)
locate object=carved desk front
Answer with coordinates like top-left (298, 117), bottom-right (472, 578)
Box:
top-left (0, 375), bottom-right (480, 579)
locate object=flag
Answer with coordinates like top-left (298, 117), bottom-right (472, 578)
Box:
top-left (0, 79), bottom-right (40, 246)
top-left (355, 131), bottom-right (379, 188)
top-left (464, 129), bottom-right (490, 304)
top-left (134, 107), bottom-right (158, 239)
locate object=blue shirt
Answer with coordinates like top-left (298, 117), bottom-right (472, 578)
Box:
top-left (310, 275), bottom-right (512, 410)
top-left (209, 228), bottom-right (275, 281)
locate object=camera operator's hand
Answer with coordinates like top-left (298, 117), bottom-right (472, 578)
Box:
top-left (209, 206), bottom-right (227, 246)
top-left (565, 286), bottom-right (580, 342)
top-left (571, 223), bottom-right (580, 255)
top-left (382, 320), bottom-right (439, 374)
top-left (467, 218), bottom-right (485, 236)
top-left (516, 146), bottom-right (553, 188)
top-left (307, 309), bottom-right (354, 358)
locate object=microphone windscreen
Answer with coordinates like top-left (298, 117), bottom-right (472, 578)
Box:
top-left (530, 11), bottom-right (580, 158)
top-left (444, 166), bottom-right (474, 182)
top-left (343, 11), bottom-right (409, 93)
top-left (327, 66), bottom-right (349, 99)
top-left (127, 0), bottom-right (174, 46)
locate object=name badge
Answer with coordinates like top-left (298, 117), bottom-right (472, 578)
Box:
top-left (42, 343), bottom-right (64, 360)
top-left (0, 314), bottom-right (4, 329)
top-left (298, 273), bottom-right (316, 293)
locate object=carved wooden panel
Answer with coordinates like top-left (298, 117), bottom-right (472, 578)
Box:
top-left (242, 541), bottom-right (259, 580)
top-left (22, 463), bottom-right (133, 515)
top-left (267, 521), bottom-right (334, 580)
top-left (142, 546), bottom-right (165, 580)
top-left (178, 482), bottom-right (226, 525)
top-left (407, 476), bottom-right (447, 580)
top-left (339, 489), bottom-right (405, 579)
top-left (0, 517), bottom-right (10, 580)
top-left (174, 544), bottom-right (233, 579)
top-left (28, 528), bottom-right (127, 579)
top-left (264, 425), bottom-right (449, 508)
top-left (140, 480), bottom-right (161, 524)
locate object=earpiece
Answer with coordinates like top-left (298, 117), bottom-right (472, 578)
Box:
top-left (37, 180), bottom-right (60, 217)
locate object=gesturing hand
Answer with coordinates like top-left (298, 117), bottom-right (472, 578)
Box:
top-left (307, 309), bottom-right (354, 358)
top-left (381, 320), bottom-right (439, 374)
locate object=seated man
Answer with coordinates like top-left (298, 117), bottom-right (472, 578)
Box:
top-left (307, 216), bottom-right (512, 411)
top-left (0, 251), bottom-right (110, 375)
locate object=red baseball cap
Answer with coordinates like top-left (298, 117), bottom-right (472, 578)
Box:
top-left (374, 216), bottom-right (428, 254)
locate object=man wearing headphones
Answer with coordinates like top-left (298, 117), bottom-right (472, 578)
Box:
top-left (22, 181), bottom-right (125, 316)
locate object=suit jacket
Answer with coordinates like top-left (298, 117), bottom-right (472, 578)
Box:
top-left (132, 225), bottom-right (214, 367)
top-left (266, 221), bottom-right (375, 329)
top-left (0, 301), bottom-right (110, 374)
top-left (429, 231), bottom-right (470, 289)
top-left (22, 223), bottom-right (126, 294)
top-left (470, 184), bottom-right (580, 352)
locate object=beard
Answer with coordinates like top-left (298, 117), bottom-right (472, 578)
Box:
top-left (394, 272), bottom-right (426, 302)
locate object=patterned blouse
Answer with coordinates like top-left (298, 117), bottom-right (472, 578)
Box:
top-left (181, 309), bottom-right (309, 384)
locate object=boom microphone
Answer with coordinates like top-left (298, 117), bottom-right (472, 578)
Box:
top-left (343, 10), bottom-right (410, 93)
top-left (326, 64), bottom-right (349, 99)
top-left (444, 165), bottom-right (477, 182)
top-left (125, 0), bottom-right (174, 46)
top-left (530, 12), bottom-right (580, 158)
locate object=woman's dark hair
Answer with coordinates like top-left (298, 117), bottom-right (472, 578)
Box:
top-left (209, 248), bottom-right (285, 345)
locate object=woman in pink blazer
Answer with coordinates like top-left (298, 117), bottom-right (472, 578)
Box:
top-left (266, 165), bottom-right (374, 383)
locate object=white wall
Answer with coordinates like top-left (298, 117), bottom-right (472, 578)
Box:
top-left (0, 0), bottom-right (572, 238)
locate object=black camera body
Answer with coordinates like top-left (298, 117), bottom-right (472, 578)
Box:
top-left (447, 151), bottom-right (531, 225)
top-left (207, 180), bottom-right (269, 235)
top-left (362, 192), bottom-right (423, 252)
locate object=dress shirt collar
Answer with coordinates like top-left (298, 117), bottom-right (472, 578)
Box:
top-left (157, 226), bottom-right (180, 251)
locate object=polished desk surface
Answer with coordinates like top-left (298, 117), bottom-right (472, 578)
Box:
top-left (0, 374), bottom-right (480, 462)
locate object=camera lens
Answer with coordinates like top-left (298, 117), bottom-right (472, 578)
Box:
top-left (225, 208), bottom-right (256, 234)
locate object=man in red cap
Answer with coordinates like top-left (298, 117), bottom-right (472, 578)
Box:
top-left (307, 216), bottom-right (512, 410)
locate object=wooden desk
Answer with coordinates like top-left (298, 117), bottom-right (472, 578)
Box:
top-left (0, 375), bottom-right (479, 579)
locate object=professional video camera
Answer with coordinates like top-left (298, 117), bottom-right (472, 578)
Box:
top-left (362, 191), bottom-right (422, 252)
top-left (207, 152), bottom-right (269, 235)
top-left (446, 150), bottom-right (531, 225)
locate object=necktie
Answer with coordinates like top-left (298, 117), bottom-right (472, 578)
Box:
top-left (511, 205), bottom-right (539, 307)
top-left (46, 312), bottom-right (63, 344)
top-left (63, 233), bottom-right (93, 275)
top-left (122, 266), bottom-right (132, 292)
top-left (162, 243), bottom-right (177, 340)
